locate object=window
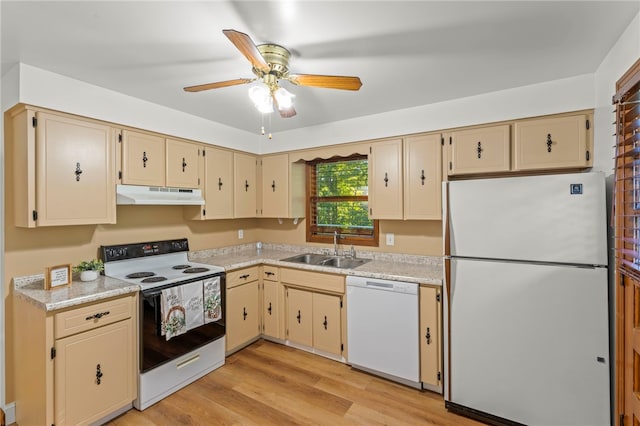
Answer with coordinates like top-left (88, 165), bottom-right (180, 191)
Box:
top-left (614, 59), bottom-right (640, 280)
top-left (306, 154), bottom-right (379, 246)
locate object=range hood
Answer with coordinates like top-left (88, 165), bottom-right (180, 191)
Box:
top-left (116, 184), bottom-right (205, 205)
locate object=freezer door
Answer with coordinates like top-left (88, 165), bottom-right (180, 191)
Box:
top-left (447, 172), bottom-right (607, 265)
top-left (448, 258), bottom-right (609, 425)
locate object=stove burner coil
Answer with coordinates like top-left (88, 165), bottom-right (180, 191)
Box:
top-left (183, 267), bottom-right (210, 274)
top-left (172, 265), bottom-right (192, 270)
top-left (126, 272), bottom-right (156, 279)
top-left (141, 276), bottom-right (167, 283)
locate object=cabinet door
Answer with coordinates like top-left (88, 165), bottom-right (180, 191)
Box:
top-left (121, 129), bottom-right (166, 186)
top-left (312, 293), bottom-right (342, 356)
top-left (203, 147), bottom-right (234, 219)
top-left (403, 134), bottom-right (442, 220)
top-left (448, 125), bottom-right (510, 175)
top-left (286, 288), bottom-right (313, 347)
top-left (35, 111), bottom-right (116, 226)
top-left (262, 280), bottom-right (280, 339)
top-left (166, 138), bottom-right (200, 188)
top-left (234, 152), bottom-right (257, 218)
top-left (514, 114), bottom-right (591, 171)
top-left (419, 286), bottom-right (441, 388)
top-left (261, 154), bottom-right (289, 218)
top-left (226, 281), bottom-right (260, 352)
top-left (55, 319), bottom-right (134, 425)
top-left (369, 139), bottom-right (403, 219)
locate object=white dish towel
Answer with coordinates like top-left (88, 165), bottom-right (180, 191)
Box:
top-left (203, 277), bottom-right (222, 323)
top-left (161, 285), bottom-right (187, 341)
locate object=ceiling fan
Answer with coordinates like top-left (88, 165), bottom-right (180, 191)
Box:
top-left (183, 29), bottom-right (363, 118)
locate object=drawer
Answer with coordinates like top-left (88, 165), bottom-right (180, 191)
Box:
top-left (280, 268), bottom-right (345, 294)
top-left (227, 266), bottom-right (260, 288)
top-left (55, 295), bottom-right (134, 339)
top-left (262, 265), bottom-right (279, 282)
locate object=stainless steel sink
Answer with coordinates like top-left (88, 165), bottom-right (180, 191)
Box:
top-left (280, 253), bottom-right (328, 265)
top-left (319, 256), bottom-right (370, 269)
top-left (280, 253), bottom-right (370, 269)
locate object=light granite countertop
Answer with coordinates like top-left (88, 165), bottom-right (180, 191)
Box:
top-left (13, 243), bottom-right (443, 312)
top-left (13, 274), bottom-right (139, 312)
top-left (191, 243), bottom-right (443, 285)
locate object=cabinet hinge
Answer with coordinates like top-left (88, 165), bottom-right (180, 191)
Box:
top-left (340, 300), bottom-right (343, 308)
top-left (449, 136), bottom-right (452, 145)
top-left (118, 171), bottom-right (122, 180)
top-left (32, 117), bottom-right (37, 128)
top-left (449, 161), bottom-right (452, 170)
top-left (341, 343), bottom-right (344, 352)
top-left (369, 146), bottom-right (372, 154)
top-left (621, 275), bottom-right (626, 287)
top-left (32, 210), bottom-right (38, 221)
top-left (118, 133), bottom-right (122, 142)
top-left (202, 209), bottom-right (206, 216)
top-left (441, 136), bottom-right (444, 146)
top-left (586, 150), bottom-right (590, 161)
top-left (50, 347), bottom-right (56, 359)
top-left (202, 149), bottom-right (206, 157)
top-left (198, 177), bottom-right (201, 186)
top-left (620, 413), bottom-right (624, 426)
top-left (436, 293), bottom-right (441, 303)
top-left (586, 119), bottom-right (591, 130)
top-left (437, 371), bottom-right (441, 381)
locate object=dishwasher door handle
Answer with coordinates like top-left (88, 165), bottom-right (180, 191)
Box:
top-left (365, 281), bottom-right (395, 289)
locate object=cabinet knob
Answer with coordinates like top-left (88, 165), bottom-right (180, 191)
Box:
top-left (265, 271), bottom-right (275, 277)
top-left (96, 364), bottom-right (103, 385)
top-left (239, 274), bottom-right (250, 280)
top-left (476, 142), bottom-right (483, 159)
top-left (420, 169), bottom-right (426, 185)
top-left (85, 311), bottom-right (110, 321)
top-left (245, 180), bottom-right (250, 192)
top-left (142, 151), bottom-right (148, 168)
top-left (384, 172), bottom-right (389, 187)
top-left (218, 177), bottom-right (223, 191)
top-left (297, 310), bottom-right (301, 324)
top-left (182, 157), bottom-right (187, 172)
top-left (268, 302), bottom-right (272, 315)
top-left (271, 180), bottom-right (276, 192)
top-left (243, 307), bottom-right (248, 320)
top-left (426, 327), bottom-right (432, 345)
top-left (323, 315), bottom-right (328, 330)
top-left (547, 133), bottom-right (553, 152)
top-left (75, 162), bottom-right (83, 182)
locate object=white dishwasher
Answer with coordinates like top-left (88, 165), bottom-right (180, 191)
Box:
top-left (346, 276), bottom-right (420, 388)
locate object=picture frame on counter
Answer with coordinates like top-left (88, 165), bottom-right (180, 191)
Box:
top-left (45, 264), bottom-right (72, 289)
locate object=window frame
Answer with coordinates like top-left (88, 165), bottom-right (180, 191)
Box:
top-left (305, 155), bottom-right (379, 247)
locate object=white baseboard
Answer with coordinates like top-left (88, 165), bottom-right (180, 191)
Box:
top-left (3, 402), bottom-right (15, 425)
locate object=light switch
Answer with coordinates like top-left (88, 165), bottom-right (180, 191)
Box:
top-left (386, 233), bottom-right (395, 246)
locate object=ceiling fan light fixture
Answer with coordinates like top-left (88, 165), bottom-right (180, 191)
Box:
top-left (248, 83), bottom-right (273, 113)
top-left (274, 87), bottom-right (295, 110)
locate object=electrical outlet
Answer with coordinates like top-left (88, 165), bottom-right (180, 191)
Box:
top-left (238, 229), bottom-right (244, 239)
top-left (386, 233), bottom-right (395, 246)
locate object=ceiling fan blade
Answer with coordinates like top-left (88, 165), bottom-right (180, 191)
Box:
top-left (223, 29), bottom-right (270, 73)
top-left (288, 74), bottom-right (362, 91)
top-left (272, 93), bottom-right (297, 118)
top-left (183, 78), bottom-right (253, 92)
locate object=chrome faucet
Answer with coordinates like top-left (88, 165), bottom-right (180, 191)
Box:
top-left (333, 231), bottom-right (339, 256)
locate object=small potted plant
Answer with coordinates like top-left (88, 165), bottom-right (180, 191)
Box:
top-left (73, 259), bottom-right (104, 282)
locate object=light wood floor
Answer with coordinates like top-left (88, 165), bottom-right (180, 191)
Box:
top-left (107, 340), bottom-right (485, 425)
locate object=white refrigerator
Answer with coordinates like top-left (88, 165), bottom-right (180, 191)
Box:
top-left (444, 172), bottom-right (610, 426)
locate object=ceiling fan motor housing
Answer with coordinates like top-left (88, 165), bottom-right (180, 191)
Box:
top-left (255, 44), bottom-right (291, 79)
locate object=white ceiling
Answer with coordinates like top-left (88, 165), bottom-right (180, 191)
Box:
top-left (2, 1), bottom-right (639, 135)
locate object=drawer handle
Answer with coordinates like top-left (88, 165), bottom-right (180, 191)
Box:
top-left (96, 364), bottom-right (103, 385)
top-left (240, 274), bottom-right (250, 280)
top-left (323, 315), bottom-right (328, 330)
top-left (85, 311), bottom-right (110, 321)
top-left (268, 302), bottom-right (272, 315)
top-left (297, 310), bottom-right (301, 324)
top-left (476, 141), bottom-right (483, 159)
top-left (265, 271), bottom-right (275, 277)
top-left (243, 307), bottom-right (248, 320)
top-left (426, 327), bottom-right (432, 345)
top-left (546, 133), bottom-right (553, 152)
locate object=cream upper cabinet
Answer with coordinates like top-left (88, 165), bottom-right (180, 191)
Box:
top-left (121, 129), bottom-right (166, 187)
top-left (260, 153), bottom-right (306, 219)
top-left (513, 113), bottom-right (592, 171)
top-left (234, 152), bottom-right (258, 218)
top-left (419, 285), bottom-right (442, 391)
top-left (184, 145), bottom-right (234, 220)
top-left (403, 134), bottom-right (443, 220)
top-left (369, 138), bottom-right (403, 219)
top-left (8, 107), bottom-right (116, 227)
top-left (447, 124), bottom-right (511, 175)
top-left (165, 138), bottom-right (200, 188)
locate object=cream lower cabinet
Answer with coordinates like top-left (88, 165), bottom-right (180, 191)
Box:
top-left (7, 106), bottom-right (117, 227)
top-left (281, 268), bottom-right (345, 358)
top-left (14, 293), bottom-right (136, 426)
top-left (225, 266), bottom-right (261, 353)
top-left (261, 265), bottom-right (284, 339)
top-left (419, 285), bottom-right (442, 392)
